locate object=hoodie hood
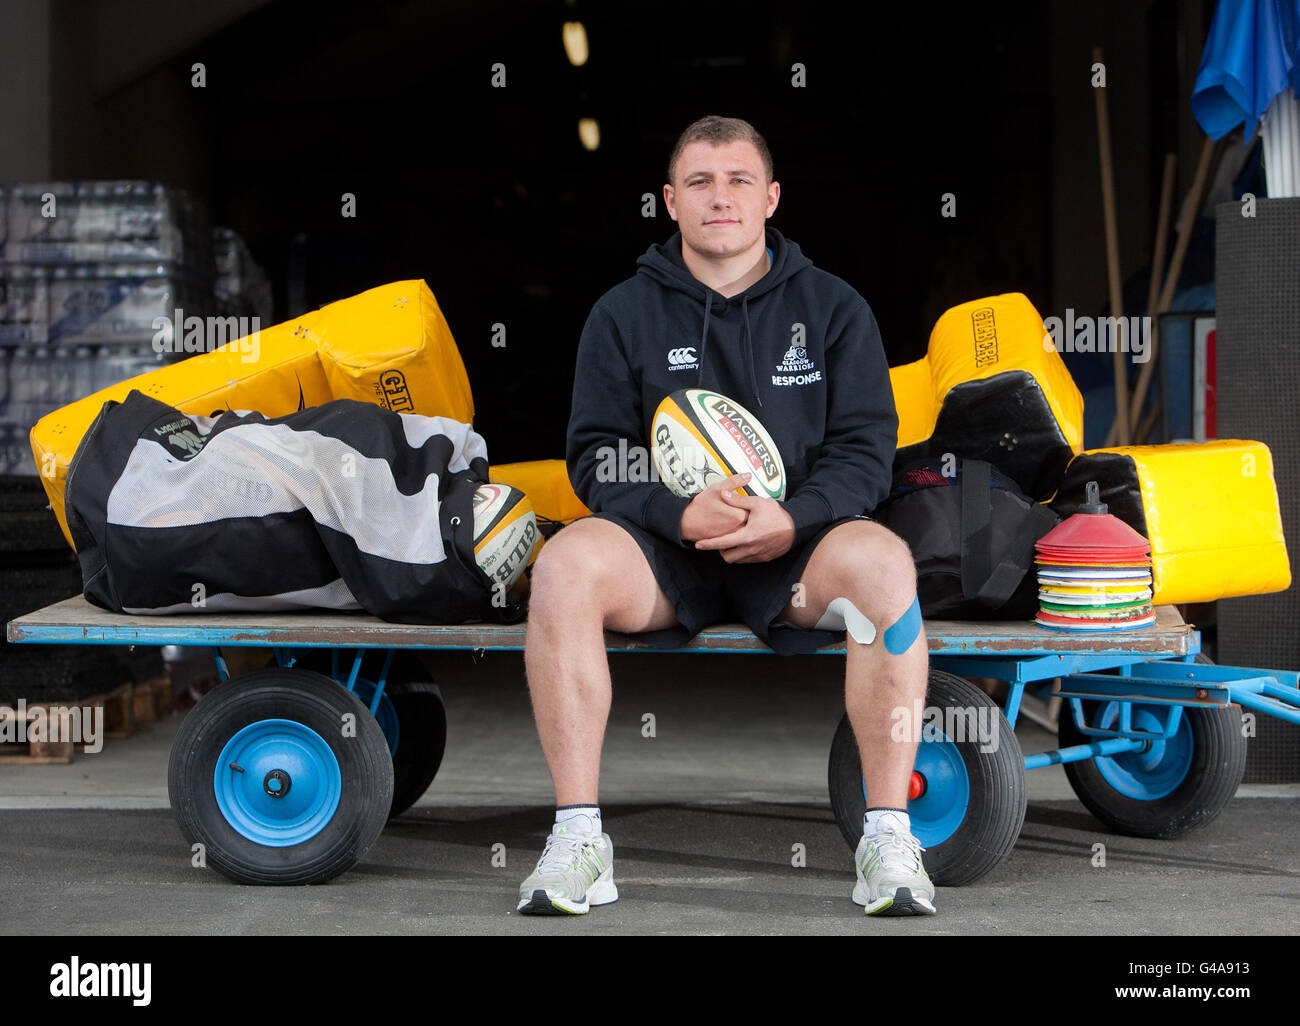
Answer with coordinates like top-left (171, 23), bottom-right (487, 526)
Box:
top-left (634, 227), bottom-right (813, 409)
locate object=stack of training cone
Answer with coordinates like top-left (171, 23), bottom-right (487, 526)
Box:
top-left (1035, 481), bottom-right (1155, 631)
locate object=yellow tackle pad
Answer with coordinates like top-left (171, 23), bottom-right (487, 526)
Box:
top-left (889, 293), bottom-right (1084, 500)
top-left (30, 280), bottom-right (475, 547)
top-left (1048, 440), bottom-right (1291, 604)
top-left (490, 458), bottom-right (591, 528)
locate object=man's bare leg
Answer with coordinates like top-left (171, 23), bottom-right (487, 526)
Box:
top-left (517, 518), bottom-right (682, 914)
top-left (524, 517), bottom-right (681, 805)
top-left (777, 520), bottom-right (935, 915)
top-left (776, 520), bottom-right (928, 803)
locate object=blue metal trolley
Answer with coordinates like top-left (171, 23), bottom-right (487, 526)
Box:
top-left (8, 597), bottom-right (1299, 886)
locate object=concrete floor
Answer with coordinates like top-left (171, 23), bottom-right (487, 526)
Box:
top-left (2, 649), bottom-right (1298, 935)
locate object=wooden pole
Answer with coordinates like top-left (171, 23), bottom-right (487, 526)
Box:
top-left (1126, 136), bottom-right (1217, 431)
top-left (1103, 154), bottom-right (1175, 449)
top-left (1134, 401), bottom-right (1162, 445)
top-left (1094, 46), bottom-right (1130, 445)
top-left (1146, 154), bottom-right (1178, 325)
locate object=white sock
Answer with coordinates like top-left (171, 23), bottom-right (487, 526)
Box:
top-left (864, 807), bottom-right (910, 835)
top-left (555, 805), bottom-right (602, 837)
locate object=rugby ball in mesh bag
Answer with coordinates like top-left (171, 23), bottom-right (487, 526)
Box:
top-left (472, 484), bottom-right (540, 589)
top-left (651, 388), bottom-right (786, 499)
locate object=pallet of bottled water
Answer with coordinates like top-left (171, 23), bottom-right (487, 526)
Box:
top-left (0, 181), bottom-right (213, 276)
top-left (0, 182), bottom-right (271, 475)
top-left (214, 227), bottom-right (273, 324)
top-left (0, 345), bottom-right (169, 475)
top-left (0, 262), bottom-right (214, 346)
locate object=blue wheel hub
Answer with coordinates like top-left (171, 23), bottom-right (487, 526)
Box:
top-left (862, 727), bottom-right (971, 847)
top-left (1091, 702), bottom-right (1193, 800)
top-left (214, 718), bottom-right (342, 846)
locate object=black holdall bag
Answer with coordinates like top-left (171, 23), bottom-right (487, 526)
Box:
top-left (64, 390), bottom-right (526, 626)
top-left (875, 457), bottom-right (1061, 620)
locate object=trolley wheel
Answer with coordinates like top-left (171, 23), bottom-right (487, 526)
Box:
top-left (1057, 656), bottom-right (1247, 838)
top-left (294, 651), bottom-right (447, 819)
top-left (828, 669), bottom-right (1027, 886)
top-left (383, 679), bottom-right (447, 818)
top-left (168, 667), bottom-right (394, 885)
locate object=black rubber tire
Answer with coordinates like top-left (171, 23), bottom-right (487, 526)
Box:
top-left (387, 678), bottom-right (447, 818)
top-left (828, 669), bottom-right (1027, 886)
top-left (168, 668), bottom-right (394, 885)
top-left (1058, 655), bottom-right (1247, 838)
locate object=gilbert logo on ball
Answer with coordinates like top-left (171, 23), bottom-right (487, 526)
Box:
top-left (651, 388), bottom-right (786, 499)
top-left (472, 483), bottom-right (540, 589)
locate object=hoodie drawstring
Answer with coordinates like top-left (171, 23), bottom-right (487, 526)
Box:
top-left (695, 292), bottom-right (713, 388)
top-left (695, 291), bottom-right (763, 409)
top-left (742, 296), bottom-right (763, 409)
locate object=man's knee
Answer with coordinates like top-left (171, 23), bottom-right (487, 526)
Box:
top-left (822, 523), bottom-right (916, 603)
top-left (528, 518), bottom-right (663, 627)
top-left (529, 521), bottom-right (614, 608)
top-left (801, 523), bottom-right (919, 640)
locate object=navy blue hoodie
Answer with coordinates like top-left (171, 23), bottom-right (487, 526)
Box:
top-left (566, 226), bottom-right (898, 549)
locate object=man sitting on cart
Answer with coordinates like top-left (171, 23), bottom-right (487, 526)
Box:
top-left (517, 115), bottom-right (935, 917)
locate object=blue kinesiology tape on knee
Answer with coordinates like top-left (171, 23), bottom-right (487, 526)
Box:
top-left (882, 594), bottom-right (922, 655)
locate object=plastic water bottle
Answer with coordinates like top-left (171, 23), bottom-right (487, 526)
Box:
top-left (0, 347), bottom-right (11, 418)
top-left (27, 344), bottom-right (53, 415)
top-left (8, 345), bottom-right (31, 424)
top-left (71, 345), bottom-right (94, 402)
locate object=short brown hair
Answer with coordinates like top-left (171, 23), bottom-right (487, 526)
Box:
top-left (667, 115), bottom-right (774, 187)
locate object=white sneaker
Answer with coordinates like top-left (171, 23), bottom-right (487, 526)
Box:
top-left (852, 814), bottom-right (937, 916)
top-left (517, 828), bottom-right (619, 915)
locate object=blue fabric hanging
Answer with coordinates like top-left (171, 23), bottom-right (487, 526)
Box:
top-left (1191, 0), bottom-right (1300, 140)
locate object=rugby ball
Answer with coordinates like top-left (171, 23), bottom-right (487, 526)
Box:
top-left (472, 483), bottom-right (540, 589)
top-left (651, 388), bottom-right (786, 499)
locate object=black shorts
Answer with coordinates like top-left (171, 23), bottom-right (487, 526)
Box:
top-left (586, 511), bottom-right (873, 656)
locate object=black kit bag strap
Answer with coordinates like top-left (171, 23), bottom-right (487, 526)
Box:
top-left (959, 459), bottom-right (996, 604)
top-left (959, 458), bottom-right (1057, 611)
